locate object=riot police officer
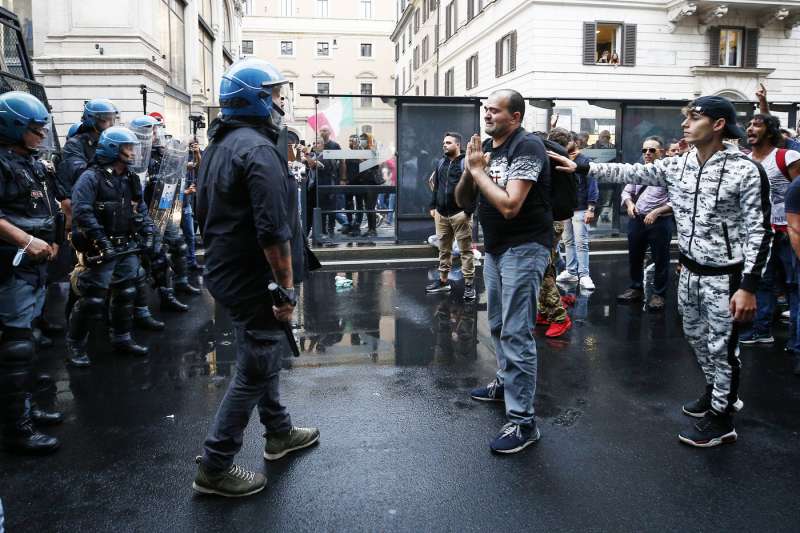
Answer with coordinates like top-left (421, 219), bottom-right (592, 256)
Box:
top-left (192, 58), bottom-right (317, 497)
top-left (145, 116), bottom-right (200, 309)
top-left (55, 98), bottom-right (118, 210)
top-left (66, 127), bottom-right (155, 367)
top-left (0, 91), bottom-right (63, 454)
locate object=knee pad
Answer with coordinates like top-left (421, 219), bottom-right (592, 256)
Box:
top-left (80, 287), bottom-right (108, 318)
top-left (0, 332), bottom-right (35, 367)
top-left (112, 282), bottom-right (137, 305)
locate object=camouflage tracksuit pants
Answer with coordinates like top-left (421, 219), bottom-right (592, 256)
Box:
top-left (537, 221), bottom-right (568, 323)
top-left (677, 268), bottom-right (741, 414)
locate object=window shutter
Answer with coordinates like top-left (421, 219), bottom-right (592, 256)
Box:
top-left (495, 38), bottom-right (502, 77)
top-left (708, 28), bottom-right (720, 67)
top-left (510, 31), bottom-right (517, 72)
top-left (743, 28), bottom-right (759, 68)
top-left (474, 54), bottom-right (479, 87)
top-left (465, 57), bottom-right (471, 89)
top-left (583, 22), bottom-right (597, 65)
top-left (467, 0), bottom-right (474, 20)
top-left (623, 24), bottom-right (637, 66)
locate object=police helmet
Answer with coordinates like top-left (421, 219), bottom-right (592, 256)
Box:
top-left (96, 126), bottom-right (140, 164)
top-left (82, 98), bottom-right (119, 131)
top-left (130, 115), bottom-right (160, 129)
top-left (219, 58), bottom-right (287, 120)
top-left (0, 91), bottom-right (50, 144)
top-left (66, 122), bottom-right (81, 138)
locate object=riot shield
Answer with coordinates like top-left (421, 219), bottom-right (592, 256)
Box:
top-left (148, 138), bottom-right (188, 237)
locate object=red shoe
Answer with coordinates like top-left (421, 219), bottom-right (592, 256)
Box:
top-left (560, 294), bottom-right (576, 307)
top-left (536, 313), bottom-right (550, 326)
top-left (545, 315), bottom-right (572, 338)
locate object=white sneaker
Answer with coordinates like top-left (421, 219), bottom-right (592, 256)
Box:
top-left (556, 271), bottom-right (579, 283)
top-left (579, 276), bottom-right (596, 290)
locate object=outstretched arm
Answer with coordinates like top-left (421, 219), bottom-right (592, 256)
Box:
top-left (548, 151), bottom-right (671, 188)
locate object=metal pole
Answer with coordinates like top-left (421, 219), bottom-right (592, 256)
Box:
top-left (140, 85), bottom-right (148, 115)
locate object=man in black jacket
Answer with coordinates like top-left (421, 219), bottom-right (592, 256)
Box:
top-left (427, 132), bottom-right (475, 300)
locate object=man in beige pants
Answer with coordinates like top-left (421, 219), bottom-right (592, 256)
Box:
top-left (427, 132), bottom-right (476, 300)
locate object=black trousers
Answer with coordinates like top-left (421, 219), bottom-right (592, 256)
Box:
top-left (627, 215), bottom-right (673, 296)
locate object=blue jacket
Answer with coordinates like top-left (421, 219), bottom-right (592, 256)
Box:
top-left (574, 153), bottom-right (599, 211)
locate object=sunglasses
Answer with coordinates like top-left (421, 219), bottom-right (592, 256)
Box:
top-left (641, 148), bottom-right (660, 154)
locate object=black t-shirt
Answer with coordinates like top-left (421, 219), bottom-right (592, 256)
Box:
top-left (479, 128), bottom-right (552, 254)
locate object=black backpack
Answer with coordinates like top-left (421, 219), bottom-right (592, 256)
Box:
top-left (506, 132), bottom-right (578, 221)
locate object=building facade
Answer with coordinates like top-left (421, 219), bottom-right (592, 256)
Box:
top-left (241, 0), bottom-right (395, 144)
top-left (392, 0), bottom-right (800, 135)
top-left (28, 0), bottom-right (243, 143)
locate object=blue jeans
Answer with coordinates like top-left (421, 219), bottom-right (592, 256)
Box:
top-left (747, 233), bottom-right (798, 346)
top-left (181, 204), bottom-right (198, 268)
top-left (484, 241), bottom-right (550, 427)
top-left (562, 210), bottom-right (590, 277)
top-left (378, 193), bottom-right (396, 224)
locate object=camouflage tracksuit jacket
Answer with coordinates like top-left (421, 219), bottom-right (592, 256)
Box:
top-left (587, 143), bottom-right (773, 292)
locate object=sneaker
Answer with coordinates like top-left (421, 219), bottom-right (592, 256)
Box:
top-left (469, 379), bottom-right (504, 402)
top-left (739, 332), bottom-right (775, 345)
top-left (556, 271), bottom-right (578, 283)
top-left (426, 279), bottom-right (452, 293)
top-left (535, 313), bottom-right (550, 326)
top-left (490, 422), bottom-right (541, 454)
top-left (617, 288), bottom-right (644, 302)
top-left (579, 276), bottom-right (595, 291)
top-left (192, 458), bottom-right (267, 497)
top-left (545, 315), bottom-right (572, 338)
top-left (463, 283), bottom-right (476, 301)
top-left (678, 412), bottom-right (737, 448)
top-left (781, 310), bottom-right (791, 322)
top-left (682, 385), bottom-right (744, 418)
top-left (263, 426), bottom-right (320, 461)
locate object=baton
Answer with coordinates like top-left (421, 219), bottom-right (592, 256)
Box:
top-left (85, 246), bottom-right (143, 266)
top-left (268, 282), bottom-right (301, 358)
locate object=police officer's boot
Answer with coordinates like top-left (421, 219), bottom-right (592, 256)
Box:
top-left (0, 333), bottom-right (60, 454)
top-left (171, 242), bottom-right (201, 296)
top-left (159, 287), bottom-right (189, 312)
top-left (133, 277), bottom-right (165, 331)
top-left (109, 282), bottom-right (149, 357)
top-left (65, 287), bottom-right (107, 367)
top-left (32, 327), bottom-right (53, 350)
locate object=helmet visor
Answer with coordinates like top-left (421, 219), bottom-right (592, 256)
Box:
top-left (25, 121), bottom-right (52, 152)
top-left (94, 112), bottom-right (118, 130)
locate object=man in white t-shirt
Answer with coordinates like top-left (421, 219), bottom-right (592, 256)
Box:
top-left (740, 113), bottom-right (800, 349)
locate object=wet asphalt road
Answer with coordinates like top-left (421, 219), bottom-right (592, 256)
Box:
top-left (2, 256), bottom-right (799, 532)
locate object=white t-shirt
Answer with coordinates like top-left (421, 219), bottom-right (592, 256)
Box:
top-left (749, 147), bottom-right (800, 226)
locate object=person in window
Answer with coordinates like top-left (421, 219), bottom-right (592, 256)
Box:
top-left (591, 130), bottom-right (614, 149)
top-left (610, 52), bottom-right (620, 65)
top-left (597, 50), bottom-right (610, 64)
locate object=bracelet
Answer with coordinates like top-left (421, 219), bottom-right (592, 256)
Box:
top-left (22, 235), bottom-right (34, 252)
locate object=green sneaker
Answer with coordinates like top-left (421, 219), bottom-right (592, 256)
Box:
top-left (192, 457), bottom-right (267, 497)
top-left (264, 426), bottom-right (320, 461)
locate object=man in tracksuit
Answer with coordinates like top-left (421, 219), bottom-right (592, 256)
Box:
top-left (427, 132), bottom-right (475, 300)
top-left (549, 96), bottom-right (772, 447)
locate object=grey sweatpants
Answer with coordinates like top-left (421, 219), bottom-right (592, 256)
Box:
top-left (677, 268), bottom-right (742, 414)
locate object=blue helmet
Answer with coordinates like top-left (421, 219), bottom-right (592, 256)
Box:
top-left (82, 98), bottom-right (119, 130)
top-left (219, 58), bottom-right (287, 119)
top-left (129, 115), bottom-right (159, 129)
top-left (0, 91), bottom-right (50, 144)
top-left (96, 126), bottom-right (140, 164)
top-left (66, 122), bottom-right (81, 138)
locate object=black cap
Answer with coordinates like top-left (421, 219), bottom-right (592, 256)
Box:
top-left (687, 96), bottom-right (746, 140)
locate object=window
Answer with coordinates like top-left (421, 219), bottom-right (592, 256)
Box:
top-left (444, 67), bottom-right (454, 96)
top-left (244, 0), bottom-right (253, 15)
top-left (280, 40), bottom-right (294, 56)
top-left (718, 28), bottom-right (743, 67)
top-left (445, 1), bottom-right (457, 40)
top-left (280, 0), bottom-right (294, 16)
top-left (413, 45), bottom-right (419, 70)
top-left (430, 0), bottom-right (437, 13)
top-left (495, 31), bottom-right (516, 77)
top-left (407, 28), bottom-right (411, 46)
top-left (422, 36), bottom-right (429, 63)
top-left (414, 9), bottom-right (420, 34)
top-left (402, 35), bottom-right (406, 53)
top-left (466, 53), bottom-right (479, 89)
top-left (361, 83), bottom-right (373, 107)
top-left (423, 79), bottom-right (427, 95)
top-left (160, 0), bottom-right (186, 90)
top-left (361, 125), bottom-right (373, 135)
top-left (423, 0), bottom-right (429, 22)
top-left (316, 41), bottom-right (330, 57)
top-left (395, 76), bottom-right (399, 95)
top-left (360, 0), bottom-right (372, 19)
top-left (316, 0), bottom-right (329, 17)
top-left (467, 0), bottom-right (475, 20)
top-left (402, 68), bottom-right (405, 93)
top-left (222, 1), bottom-right (233, 53)
top-left (198, 24), bottom-right (214, 100)
top-left (242, 40), bottom-right (254, 55)
top-left (317, 82), bottom-right (330, 100)
top-left (361, 43), bottom-right (373, 58)
top-left (408, 60), bottom-right (412, 88)
top-left (199, 0), bottom-right (213, 24)
top-left (583, 22), bottom-right (637, 66)
top-left (395, 42), bottom-right (400, 61)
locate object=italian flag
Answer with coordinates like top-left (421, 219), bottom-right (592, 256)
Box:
top-left (307, 97), bottom-right (354, 140)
